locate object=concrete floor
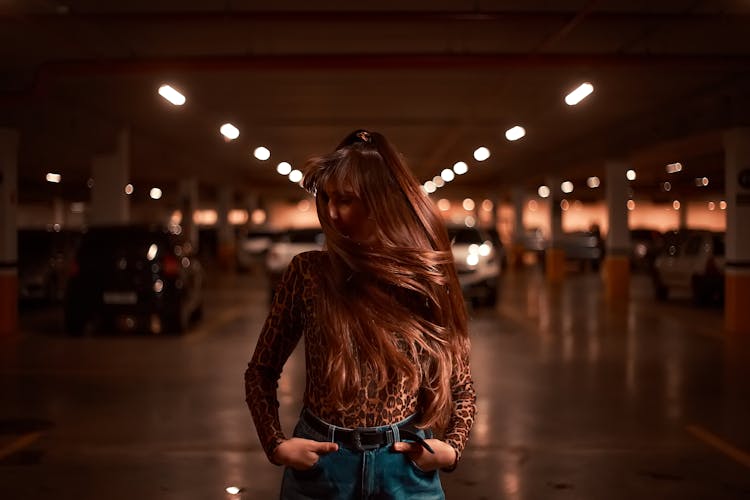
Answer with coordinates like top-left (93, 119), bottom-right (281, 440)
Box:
top-left (1, 266), bottom-right (749, 499)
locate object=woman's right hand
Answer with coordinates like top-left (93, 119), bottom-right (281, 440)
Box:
top-left (272, 437), bottom-right (339, 470)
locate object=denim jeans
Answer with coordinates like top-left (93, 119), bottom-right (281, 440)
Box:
top-left (280, 411), bottom-right (445, 500)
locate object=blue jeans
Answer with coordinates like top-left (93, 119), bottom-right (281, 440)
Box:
top-left (280, 411), bottom-right (445, 500)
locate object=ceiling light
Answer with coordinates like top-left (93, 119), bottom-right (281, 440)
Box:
top-left (441, 169), bottom-right (455, 182)
top-left (453, 161), bottom-right (468, 175)
top-left (124, 184), bottom-right (134, 195)
top-left (437, 199), bottom-right (451, 211)
top-left (158, 85), bottom-right (186, 106)
top-left (663, 181), bottom-right (672, 191)
top-left (288, 169), bottom-right (303, 183)
top-left (560, 199), bottom-right (570, 211)
top-left (565, 82), bottom-right (594, 106)
top-left (708, 201), bottom-right (716, 210)
top-left (666, 162), bottom-right (683, 173)
top-left (149, 187), bottom-right (162, 200)
top-left (473, 147), bottom-right (490, 162)
top-left (695, 177), bottom-right (709, 187)
top-left (672, 200), bottom-right (681, 210)
top-left (538, 185), bottom-right (550, 198)
top-left (627, 200), bottom-right (636, 210)
top-left (719, 200), bottom-right (727, 210)
top-left (432, 175), bottom-right (445, 187)
top-left (626, 169), bottom-right (636, 181)
top-left (463, 198), bottom-right (475, 211)
top-left (587, 176), bottom-right (600, 188)
top-left (253, 146), bottom-right (270, 160)
top-left (220, 123), bottom-right (240, 140)
top-left (276, 162), bottom-right (292, 175)
top-left (46, 173), bottom-right (61, 183)
top-left (505, 126), bottom-right (526, 141)
top-left (424, 181), bottom-right (437, 193)
top-left (561, 181), bottom-right (574, 193)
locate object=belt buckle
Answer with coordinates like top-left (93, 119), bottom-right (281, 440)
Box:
top-left (351, 429), bottom-right (379, 452)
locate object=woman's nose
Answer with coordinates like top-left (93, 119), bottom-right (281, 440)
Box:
top-left (328, 202), bottom-right (338, 220)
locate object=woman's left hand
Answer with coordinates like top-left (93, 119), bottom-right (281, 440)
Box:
top-left (392, 439), bottom-right (456, 472)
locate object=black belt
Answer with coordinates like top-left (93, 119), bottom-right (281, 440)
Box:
top-left (301, 410), bottom-right (434, 454)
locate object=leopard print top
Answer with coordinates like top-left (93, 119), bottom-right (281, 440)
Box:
top-left (245, 251), bottom-right (476, 464)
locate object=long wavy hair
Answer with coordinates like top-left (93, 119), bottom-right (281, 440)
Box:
top-left (302, 129), bottom-right (469, 431)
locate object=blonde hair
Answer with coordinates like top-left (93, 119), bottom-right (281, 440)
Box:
top-left (302, 130), bottom-right (469, 430)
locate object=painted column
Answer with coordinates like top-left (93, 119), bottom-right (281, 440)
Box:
top-left (604, 160), bottom-right (632, 302)
top-left (178, 178), bottom-right (199, 253)
top-left (510, 186), bottom-right (526, 269)
top-left (0, 129), bottom-right (19, 335)
top-left (678, 199), bottom-right (688, 229)
top-left (723, 128), bottom-right (750, 335)
top-left (545, 177), bottom-right (566, 283)
top-left (217, 185), bottom-right (236, 271)
top-left (89, 129), bottom-right (130, 226)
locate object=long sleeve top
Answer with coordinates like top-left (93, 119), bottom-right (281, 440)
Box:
top-left (245, 251), bottom-right (476, 463)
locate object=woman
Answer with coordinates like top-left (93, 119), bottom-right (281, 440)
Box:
top-left (245, 130), bottom-right (476, 499)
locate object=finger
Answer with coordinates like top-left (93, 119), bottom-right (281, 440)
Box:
top-left (312, 441), bottom-right (339, 454)
top-left (392, 442), bottom-right (419, 454)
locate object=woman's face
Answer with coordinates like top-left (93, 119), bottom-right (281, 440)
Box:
top-left (322, 180), bottom-right (374, 242)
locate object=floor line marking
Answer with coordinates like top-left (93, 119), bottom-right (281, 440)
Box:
top-left (0, 431), bottom-right (43, 460)
top-left (686, 424), bottom-right (750, 469)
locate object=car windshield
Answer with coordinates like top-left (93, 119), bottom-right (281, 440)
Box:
top-left (448, 228), bottom-right (483, 244)
top-left (78, 228), bottom-right (173, 262)
top-left (282, 229), bottom-right (324, 244)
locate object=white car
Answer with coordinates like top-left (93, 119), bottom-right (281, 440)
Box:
top-left (448, 226), bottom-right (501, 307)
top-left (236, 229), bottom-right (279, 271)
top-left (652, 230), bottom-right (725, 304)
top-left (265, 227), bottom-right (325, 293)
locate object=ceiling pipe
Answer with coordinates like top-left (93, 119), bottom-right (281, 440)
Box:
top-left (2, 52), bottom-right (747, 105)
top-left (1, 10), bottom-right (743, 24)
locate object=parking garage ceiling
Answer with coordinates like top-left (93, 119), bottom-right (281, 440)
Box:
top-left (2, 1), bottom-right (749, 205)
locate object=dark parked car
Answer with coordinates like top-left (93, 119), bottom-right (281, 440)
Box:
top-left (64, 225), bottom-right (204, 334)
top-left (630, 229), bottom-right (664, 271)
top-left (18, 228), bottom-right (80, 303)
top-left (524, 229), bottom-right (604, 271)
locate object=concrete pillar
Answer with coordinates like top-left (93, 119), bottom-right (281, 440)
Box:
top-left (603, 160), bottom-right (632, 303)
top-left (510, 186), bottom-right (526, 269)
top-left (546, 177), bottom-right (566, 284)
top-left (0, 129), bottom-right (19, 336)
top-left (178, 178), bottom-right (199, 253)
top-left (53, 197), bottom-right (65, 227)
top-left (217, 185), bottom-right (236, 271)
top-left (678, 200), bottom-right (688, 229)
top-left (89, 129), bottom-right (130, 226)
top-left (723, 128), bottom-right (750, 335)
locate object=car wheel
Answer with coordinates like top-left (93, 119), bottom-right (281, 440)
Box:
top-left (64, 309), bottom-right (86, 336)
top-left (190, 302), bottom-right (204, 322)
top-left (652, 275), bottom-right (668, 301)
top-left (162, 305), bottom-right (187, 334)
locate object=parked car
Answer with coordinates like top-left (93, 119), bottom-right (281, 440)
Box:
top-left (558, 230), bottom-right (604, 270)
top-left (630, 228), bottom-right (664, 271)
top-left (64, 224), bottom-right (204, 334)
top-left (448, 226), bottom-right (501, 307)
top-left (236, 228), bottom-right (279, 271)
top-left (652, 230), bottom-right (725, 304)
top-left (523, 228), bottom-right (604, 271)
top-left (265, 227), bottom-right (325, 295)
top-left (18, 228), bottom-right (80, 303)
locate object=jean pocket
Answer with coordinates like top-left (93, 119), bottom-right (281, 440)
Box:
top-left (407, 457), bottom-right (437, 477)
